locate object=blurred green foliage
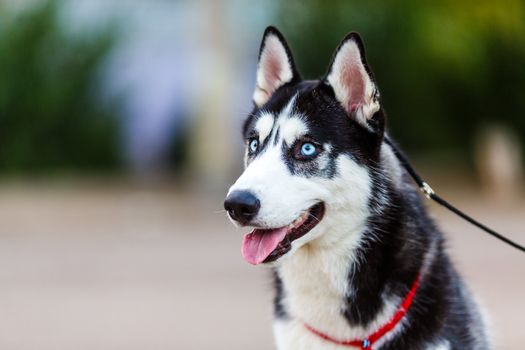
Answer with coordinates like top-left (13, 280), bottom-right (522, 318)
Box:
top-left (276, 0), bottom-right (525, 161)
top-left (0, 1), bottom-right (121, 174)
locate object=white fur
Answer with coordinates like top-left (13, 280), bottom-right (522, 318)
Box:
top-left (466, 293), bottom-right (493, 349)
top-left (274, 320), bottom-right (343, 350)
top-left (253, 34), bottom-right (294, 107)
top-left (427, 340), bottom-right (450, 350)
top-left (255, 112), bottom-right (275, 143)
top-left (280, 116), bottom-right (308, 145)
top-left (477, 303), bottom-right (493, 350)
top-left (327, 39), bottom-right (379, 125)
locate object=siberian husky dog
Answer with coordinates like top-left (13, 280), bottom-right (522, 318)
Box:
top-left (224, 26), bottom-right (490, 350)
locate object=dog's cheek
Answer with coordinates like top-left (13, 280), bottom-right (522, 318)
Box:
top-left (314, 152), bottom-right (338, 178)
top-left (285, 150), bottom-right (337, 179)
top-left (317, 154), bottom-right (373, 217)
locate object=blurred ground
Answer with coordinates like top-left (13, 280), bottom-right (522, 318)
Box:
top-left (0, 181), bottom-right (523, 350)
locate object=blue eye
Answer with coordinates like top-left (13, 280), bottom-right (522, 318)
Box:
top-left (249, 139), bottom-right (259, 153)
top-left (300, 142), bottom-right (318, 157)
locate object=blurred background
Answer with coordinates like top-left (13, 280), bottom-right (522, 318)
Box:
top-left (0, 0), bottom-right (524, 349)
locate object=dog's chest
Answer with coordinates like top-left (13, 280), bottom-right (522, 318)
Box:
top-left (276, 244), bottom-right (358, 343)
top-left (273, 319), bottom-right (351, 350)
top-left (274, 243), bottom-right (405, 350)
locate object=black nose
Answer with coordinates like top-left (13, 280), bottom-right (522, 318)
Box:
top-left (224, 190), bottom-right (260, 225)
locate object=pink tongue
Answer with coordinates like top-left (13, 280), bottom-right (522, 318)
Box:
top-left (241, 227), bottom-right (288, 265)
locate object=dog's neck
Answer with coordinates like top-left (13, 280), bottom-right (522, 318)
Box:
top-left (276, 218), bottom-right (389, 341)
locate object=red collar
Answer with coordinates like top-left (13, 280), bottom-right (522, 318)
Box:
top-left (303, 273), bottom-right (421, 350)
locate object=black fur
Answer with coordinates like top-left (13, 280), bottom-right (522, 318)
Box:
top-left (240, 28), bottom-right (490, 349)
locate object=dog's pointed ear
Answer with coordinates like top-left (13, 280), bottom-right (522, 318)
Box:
top-left (253, 26), bottom-right (300, 108)
top-left (324, 33), bottom-right (380, 126)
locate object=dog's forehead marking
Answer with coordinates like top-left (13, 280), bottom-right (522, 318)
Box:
top-left (254, 112), bottom-right (275, 143)
top-left (253, 94), bottom-right (310, 151)
top-left (273, 94), bottom-right (309, 145)
top-left (279, 116), bottom-right (309, 145)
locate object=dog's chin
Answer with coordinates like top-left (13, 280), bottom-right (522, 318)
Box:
top-left (240, 202), bottom-right (325, 265)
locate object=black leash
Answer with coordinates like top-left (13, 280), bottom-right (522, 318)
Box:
top-left (384, 136), bottom-right (525, 253)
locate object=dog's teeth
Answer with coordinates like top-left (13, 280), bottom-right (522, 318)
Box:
top-left (288, 212), bottom-right (309, 230)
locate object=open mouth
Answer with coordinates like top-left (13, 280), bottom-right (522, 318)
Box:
top-left (241, 202), bottom-right (325, 265)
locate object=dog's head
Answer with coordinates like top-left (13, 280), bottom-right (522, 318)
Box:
top-left (224, 27), bottom-right (386, 265)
